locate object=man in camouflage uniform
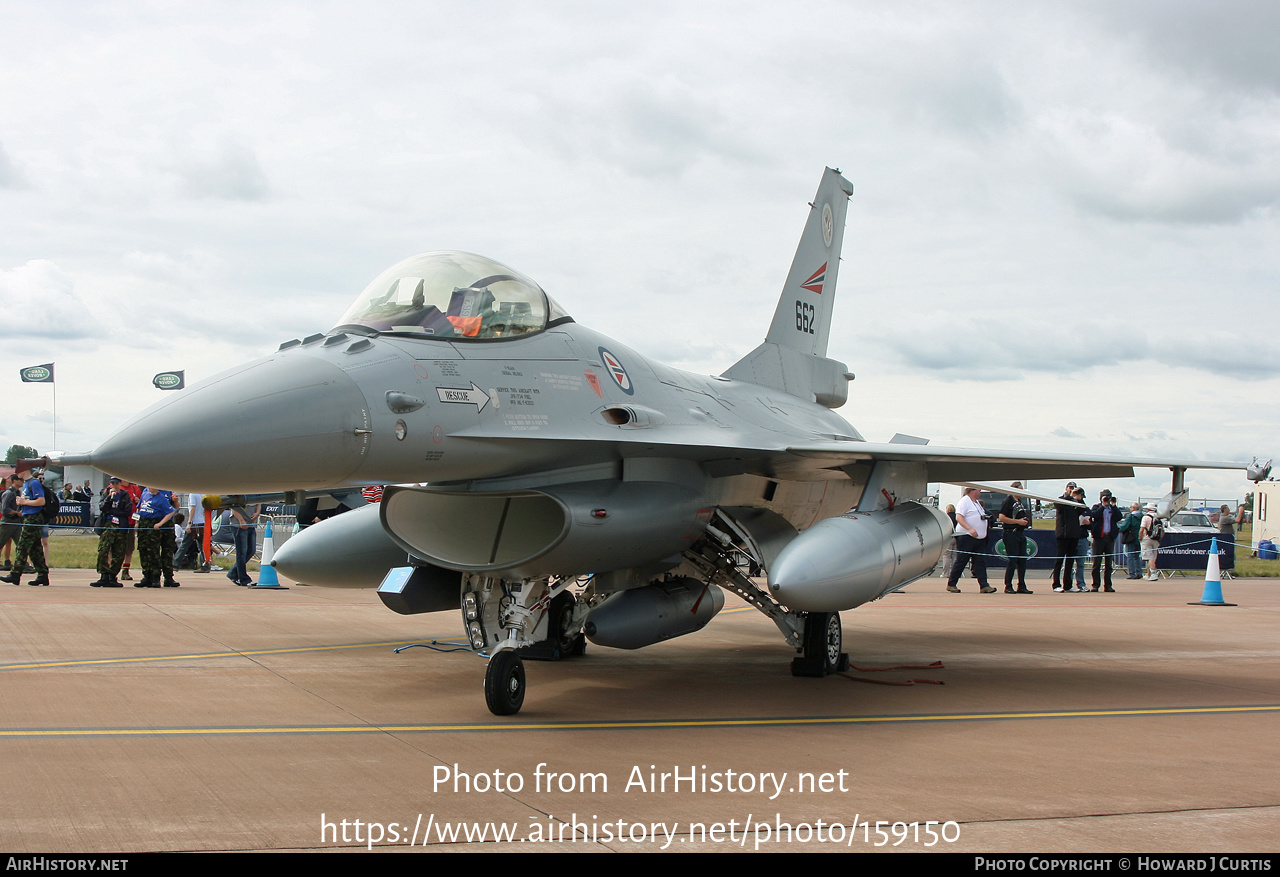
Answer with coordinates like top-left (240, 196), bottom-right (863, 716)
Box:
top-left (0, 475), bottom-right (21, 570)
top-left (1, 467), bottom-right (49, 586)
top-left (91, 478), bottom-right (133, 588)
top-left (136, 487), bottom-right (179, 588)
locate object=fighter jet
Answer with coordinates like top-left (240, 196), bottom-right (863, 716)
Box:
top-left (63, 168), bottom-right (1265, 715)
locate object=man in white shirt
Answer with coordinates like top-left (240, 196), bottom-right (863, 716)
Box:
top-left (947, 487), bottom-right (996, 594)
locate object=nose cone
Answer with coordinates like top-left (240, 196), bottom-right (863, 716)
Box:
top-left (92, 353), bottom-right (370, 493)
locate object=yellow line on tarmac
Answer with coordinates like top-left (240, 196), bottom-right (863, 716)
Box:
top-left (2, 704), bottom-right (1276, 738)
top-left (0, 640), bottom-right (447, 671)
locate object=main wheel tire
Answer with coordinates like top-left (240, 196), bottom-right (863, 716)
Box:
top-left (821, 611), bottom-right (843, 673)
top-left (548, 590), bottom-right (586, 658)
top-left (802, 611), bottom-right (843, 675)
top-left (484, 650), bottom-right (526, 716)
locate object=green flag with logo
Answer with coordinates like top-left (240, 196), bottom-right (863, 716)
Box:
top-left (153, 370), bottom-right (185, 390)
top-left (19, 363), bottom-right (53, 383)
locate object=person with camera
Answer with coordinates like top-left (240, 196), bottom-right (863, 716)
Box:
top-left (1089, 489), bottom-right (1120, 591)
top-left (998, 483), bottom-right (1033, 594)
top-left (948, 486), bottom-right (996, 594)
top-left (1053, 482), bottom-right (1087, 592)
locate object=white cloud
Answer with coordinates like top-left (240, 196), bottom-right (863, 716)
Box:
top-left (0, 142), bottom-right (29, 189)
top-left (0, 261), bottom-right (96, 340)
top-left (121, 249), bottom-right (227, 284)
top-left (1036, 108), bottom-right (1280, 224)
top-left (168, 136), bottom-right (269, 201)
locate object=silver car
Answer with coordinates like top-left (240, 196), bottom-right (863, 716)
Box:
top-left (1165, 511), bottom-right (1216, 534)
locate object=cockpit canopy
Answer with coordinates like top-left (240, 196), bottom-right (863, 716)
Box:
top-left (332, 251), bottom-right (571, 341)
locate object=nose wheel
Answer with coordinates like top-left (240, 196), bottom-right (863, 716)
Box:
top-left (791, 611), bottom-right (849, 677)
top-left (485, 650), bottom-right (526, 716)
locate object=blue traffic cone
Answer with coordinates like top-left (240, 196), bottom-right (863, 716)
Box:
top-left (253, 519), bottom-right (284, 589)
top-left (1189, 537), bottom-right (1235, 606)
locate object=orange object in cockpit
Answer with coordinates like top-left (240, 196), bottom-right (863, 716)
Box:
top-left (447, 315), bottom-right (483, 336)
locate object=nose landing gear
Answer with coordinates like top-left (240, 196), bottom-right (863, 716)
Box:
top-left (465, 575), bottom-right (588, 715)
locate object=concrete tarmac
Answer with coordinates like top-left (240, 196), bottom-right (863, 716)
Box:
top-left (1, 568), bottom-right (1277, 853)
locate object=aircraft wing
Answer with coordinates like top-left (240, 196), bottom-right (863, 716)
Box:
top-left (783, 441), bottom-right (1250, 483)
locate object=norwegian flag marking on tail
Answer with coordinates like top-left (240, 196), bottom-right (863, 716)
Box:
top-left (801, 262), bottom-right (826, 294)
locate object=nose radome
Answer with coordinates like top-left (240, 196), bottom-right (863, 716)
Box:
top-left (91, 354), bottom-right (370, 493)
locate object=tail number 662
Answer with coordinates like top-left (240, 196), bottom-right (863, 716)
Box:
top-left (795, 300), bottom-right (816, 334)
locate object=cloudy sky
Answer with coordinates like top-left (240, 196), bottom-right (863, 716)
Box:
top-left (2, 0), bottom-right (1276, 502)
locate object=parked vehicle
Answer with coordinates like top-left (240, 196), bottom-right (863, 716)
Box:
top-left (1166, 511), bottom-right (1216, 534)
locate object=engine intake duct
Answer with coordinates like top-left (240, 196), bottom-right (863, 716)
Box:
top-left (380, 480), bottom-right (711, 579)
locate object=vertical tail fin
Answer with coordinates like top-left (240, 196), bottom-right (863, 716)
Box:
top-left (766, 167), bottom-right (853, 358)
top-left (724, 168), bottom-right (854, 407)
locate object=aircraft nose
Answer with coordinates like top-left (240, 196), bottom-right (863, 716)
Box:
top-left (91, 354), bottom-right (370, 493)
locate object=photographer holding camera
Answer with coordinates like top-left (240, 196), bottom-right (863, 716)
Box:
top-left (947, 486), bottom-right (996, 594)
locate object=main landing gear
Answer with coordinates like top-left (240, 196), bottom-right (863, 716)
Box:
top-left (684, 523), bottom-right (849, 680)
top-left (791, 611), bottom-right (849, 677)
top-left (465, 530), bottom-right (853, 713)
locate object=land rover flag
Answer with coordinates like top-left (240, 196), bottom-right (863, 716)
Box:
top-left (153, 370), bottom-right (185, 390)
top-left (19, 363), bottom-right (54, 383)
